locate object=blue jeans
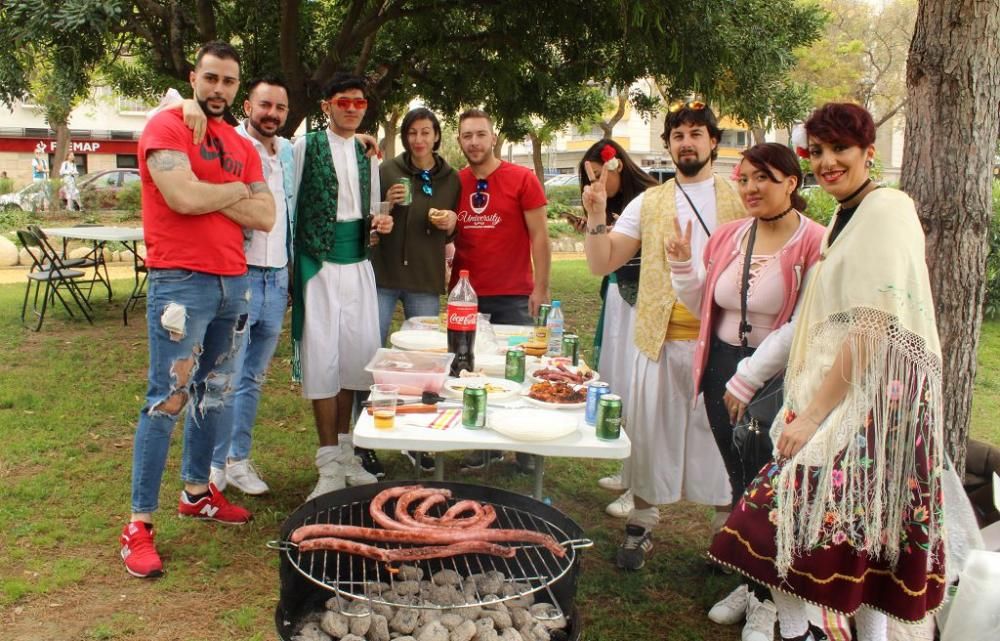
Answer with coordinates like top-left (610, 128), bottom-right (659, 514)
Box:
top-left (212, 267), bottom-right (288, 468)
top-left (130, 269), bottom-right (249, 513)
top-left (376, 287), bottom-right (441, 345)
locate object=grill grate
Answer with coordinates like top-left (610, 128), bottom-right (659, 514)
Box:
top-left (275, 494), bottom-right (589, 614)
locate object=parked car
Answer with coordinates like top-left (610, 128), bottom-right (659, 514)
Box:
top-left (0, 182), bottom-right (49, 212)
top-left (60, 168), bottom-right (141, 209)
top-left (645, 167), bottom-right (676, 184)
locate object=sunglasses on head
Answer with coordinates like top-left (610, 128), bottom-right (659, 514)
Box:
top-left (418, 169), bottom-right (433, 197)
top-left (668, 100), bottom-right (706, 113)
top-left (330, 97), bottom-right (368, 110)
top-left (472, 179), bottom-right (488, 208)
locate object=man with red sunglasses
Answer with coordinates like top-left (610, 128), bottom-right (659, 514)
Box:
top-left (291, 72), bottom-right (392, 499)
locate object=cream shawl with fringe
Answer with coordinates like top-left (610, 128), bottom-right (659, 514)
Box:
top-left (770, 187), bottom-right (945, 576)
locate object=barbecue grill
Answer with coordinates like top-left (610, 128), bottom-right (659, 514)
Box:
top-left (272, 481), bottom-right (592, 640)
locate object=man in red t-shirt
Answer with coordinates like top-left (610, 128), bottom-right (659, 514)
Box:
top-left (453, 109), bottom-right (551, 473)
top-left (119, 41), bottom-right (275, 580)
top-left (452, 109), bottom-right (551, 325)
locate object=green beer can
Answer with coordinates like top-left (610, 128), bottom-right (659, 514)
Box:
top-left (561, 334), bottom-right (579, 366)
top-left (505, 348), bottom-right (526, 383)
top-left (399, 177), bottom-right (413, 205)
top-left (595, 394), bottom-right (623, 440)
top-left (462, 383), bottom-right (487, 429)
top-left (537, 303), bottom-right (551, 327)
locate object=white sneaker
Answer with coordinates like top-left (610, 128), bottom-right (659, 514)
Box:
top-left (708, 584), bottom-right (748, 625)
top-left (605, 490), bottom-right (634, 518)
top-left (598, 472), bottom-right (627, 492)
top-left (225, 458), bottom-right (269, 495)
top-left (209, 466), bottom-right (227, 492)
top-left (307, 459), bottom-right (345, 501)
top-left (742, 594), bottom-right (776, 641)
top-left (339, 448), bottom-right (377, 487)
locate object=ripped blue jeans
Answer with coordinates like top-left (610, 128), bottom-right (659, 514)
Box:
top-left (130, 268), bottom-right (249, 513)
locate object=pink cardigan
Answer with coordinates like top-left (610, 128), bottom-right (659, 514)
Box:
top-left (670, 215), bottom-right (825, 397)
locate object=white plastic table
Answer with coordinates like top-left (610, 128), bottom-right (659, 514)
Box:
top-left (353, 399), bottom-right (631, 500)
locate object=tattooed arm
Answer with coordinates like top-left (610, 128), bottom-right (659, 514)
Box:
top-left (147, 149), bottom-right (248, 215)
top-left (220, 181), bottom-right (276, 232)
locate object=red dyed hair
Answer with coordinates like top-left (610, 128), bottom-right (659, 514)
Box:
top-left (804, 103), bottom-right (876, 148)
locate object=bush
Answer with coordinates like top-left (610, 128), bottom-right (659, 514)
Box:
top-left (984, 180), bottom-right (1000, 318)
top-left (0, 177), bottom-right (13, 195)
top-left (802, 187), bottom-right (837, 226)
top-left (117, 181), bottom-right (142, 216)
top-left (546, 185), bottom-right (581, 207)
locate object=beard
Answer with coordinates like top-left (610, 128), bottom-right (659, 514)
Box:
top-left (250, 116), bottom-right (282, 138)
top-left (674, 153), bottom-right (710, 177)
top-left (197, 98), bottom-right (239, 126)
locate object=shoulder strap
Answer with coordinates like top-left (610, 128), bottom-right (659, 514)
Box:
top-left (675, 180), bottom-right (712, 238)
top-left (739, 220), bottom-right (758, 355)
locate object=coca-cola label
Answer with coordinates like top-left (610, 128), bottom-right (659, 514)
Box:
top-left (447, 304), bottom-right (477, 331)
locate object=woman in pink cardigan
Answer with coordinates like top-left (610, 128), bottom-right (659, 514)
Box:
top-left (667, 142), bottom-right (825, 641)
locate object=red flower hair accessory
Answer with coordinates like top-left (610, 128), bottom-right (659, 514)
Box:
top-left (600, 145), bottom-right (621, 172)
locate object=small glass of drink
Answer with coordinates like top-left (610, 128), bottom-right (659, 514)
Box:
top-left (369, 383), bottom-right (399, 429)
top-left (370, 201), bottom-right (393, 247)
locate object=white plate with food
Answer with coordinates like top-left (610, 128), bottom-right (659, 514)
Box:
top-left (402, 316), bottom-right (441, 331)
top-left (492, 324), bottom-right (535, 338)
top-left (488, 409), bottom-right (578, 441)
top-left (527, 363), bottom-right (599, 385)
top-left (390, 330), bottom-right (448, 352)
top-left (442, 377), bottom-right (523, 402)
top-left (522, 381), bottom-right (587, 410)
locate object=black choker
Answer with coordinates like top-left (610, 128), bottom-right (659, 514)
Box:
top-left (760, 206), bottom-right (794, 223)
top-left (837, 178), bottom-right (872, 204)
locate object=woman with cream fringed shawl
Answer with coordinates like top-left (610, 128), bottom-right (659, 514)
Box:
top-left (708, 103), bottom-right (946, 641)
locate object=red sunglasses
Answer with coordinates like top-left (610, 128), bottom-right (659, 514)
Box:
top-left (331, 97), bottom-right (368, 110)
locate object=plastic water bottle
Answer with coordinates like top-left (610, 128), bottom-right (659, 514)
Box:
top-left (546, 300), bottom-right (564, 356)
top-left (447, 270), bottom-right (478, 377)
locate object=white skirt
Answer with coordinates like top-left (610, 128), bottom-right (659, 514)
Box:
top-left (599, 282), bottom-right (636, 408)
top-left (301, 260), bottom-right (380, 398)
top-left (621, 340), bottom-right (732, 506)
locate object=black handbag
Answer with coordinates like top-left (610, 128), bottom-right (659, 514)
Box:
top-left (731, 220), bottom-right (784, 488)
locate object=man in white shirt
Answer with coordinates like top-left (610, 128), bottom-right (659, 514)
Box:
top-left (583, 103), bottom-right (745, 572)
top-left (208, 77), bottom-right (297, 496)
top-left (291, 73), bottom-right (391, 500)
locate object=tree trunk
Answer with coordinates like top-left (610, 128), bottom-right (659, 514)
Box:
top-left (599, 94), bottom-right (628, 139)
top-left (751, 127), bottom-right (766, 145)
top-left (899, 0), bottom-right (1000, 476)
top-left (380, 110), bottom-right (401, 158)
top-left (493, 133), bottom-right (505, 159)
top-left (52, 121), bottom-right (70, 211)
top-left (528, 132), bottom-right (545, 183)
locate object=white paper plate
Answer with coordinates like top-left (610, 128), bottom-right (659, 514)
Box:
top-left (475, 353), bottom-right (506, 377)
top-left (522, 395), bottom-right (586, 410)
top-left (390, 330), bottom-right (448, 352)
top-left (488, 409), bottom-right (578, 441)
top-left (492, 324), bottom-right (535, 338)
top-left (442, 377), bottom-right (523, 402)
top-left (527, 364), bottom-right (599, 385)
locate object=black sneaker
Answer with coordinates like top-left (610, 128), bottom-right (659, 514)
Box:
top-left (460, 450), bottom-right (505, 470)
top-left (514, 452), bottom-right (536, 473)
top-left (615, 524), bottom-right (653, 570)
top-left (354, 447), bottom-right (385, 478)
top-left (402, 451), bottom-right (436, 472)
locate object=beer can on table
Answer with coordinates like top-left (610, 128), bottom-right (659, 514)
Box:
top-left (462, 383), bottom-right (487, 429)
top-left (595, 394), bottom-right (623, 440)
top-left (561, 334), bottom-right (579, 366)
top-left (537, 303), bottom-right (551, 327)
top-left (399, 177), bottom-right (413, 205)
top-left (585, 381), bottom-right (611, 425)
top-left (505, 348), bottom-right (525, 383)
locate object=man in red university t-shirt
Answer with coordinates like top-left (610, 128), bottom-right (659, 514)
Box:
top-left (452, 109), bottom-right (551, 471)
top-left (119, 41), bottom-right (275, 579)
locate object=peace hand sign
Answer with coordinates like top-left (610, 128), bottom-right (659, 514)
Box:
top-left (581, 161), bottom-right (608, 219)
top-left (665, 216), bottom-right (693, 262)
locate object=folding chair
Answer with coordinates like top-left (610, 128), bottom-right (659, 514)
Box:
top-left (28, 224), bottom-right (111, 302)
top-left (17, 229), bottom-right (94, 331)
top-left (123, 261), bottom-right (147, 326)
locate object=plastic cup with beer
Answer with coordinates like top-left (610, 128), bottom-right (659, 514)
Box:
top-left (369, 384), bottom-right (399, 429)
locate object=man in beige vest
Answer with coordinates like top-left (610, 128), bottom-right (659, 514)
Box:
top-left (583, 103), bottom-right (744, 571)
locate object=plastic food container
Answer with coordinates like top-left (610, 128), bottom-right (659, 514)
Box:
top-left (364, 348), bottom-right (455, 395)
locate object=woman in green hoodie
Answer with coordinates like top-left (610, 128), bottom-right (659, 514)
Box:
top-left (374, 107), bottom-right (461, 344)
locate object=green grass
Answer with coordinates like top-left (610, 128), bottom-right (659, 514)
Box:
top-left (0, 262), bottom-right (997, 640)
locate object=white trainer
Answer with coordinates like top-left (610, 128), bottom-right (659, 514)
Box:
top-left (742, 593), bottom-right (776, 641)
top-left (708, 584), bottom-right (749, 625)
top-left (598, 472), bottom-right (627, 492)
top-left (209, 466), bottom-right (227, 492)
top-left (339, 448), bottom-right (377, 487)
top-left (605, 490), bottom-right (634, 518)
top-left (225, 458), bottom-right (269, 495)
top-left (307, 459), bottom-right (345, 501)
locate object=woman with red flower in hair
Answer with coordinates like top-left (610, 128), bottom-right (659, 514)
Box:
top-left (575, 140), bottom-right (657, 516)
top-left (709, 103), bottom-right (947, 641)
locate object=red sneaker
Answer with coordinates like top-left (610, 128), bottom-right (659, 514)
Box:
top-left (120, 521), bottom-right (163, 578)
top-left (177, 483), bottom-right (252, 524)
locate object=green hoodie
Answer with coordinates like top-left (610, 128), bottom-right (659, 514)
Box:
top-left (372, 152), bottom-right (461, 294)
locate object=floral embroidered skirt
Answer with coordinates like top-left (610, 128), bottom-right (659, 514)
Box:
top-left (708, 456), bottom-right (946, 622)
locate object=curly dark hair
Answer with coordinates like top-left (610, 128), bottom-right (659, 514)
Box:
top-left (578, 139), bottom-right (657, 223)
top-left (804, 103), bottom-right (876, 148)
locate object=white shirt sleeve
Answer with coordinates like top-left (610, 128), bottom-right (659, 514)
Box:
top-left (669, 257), bottom-right (706, 319)
top-left (612, 192), bottom-right (643, 240)
top-left (292, 136), bottom-right (307, 196)
top-left (726, 315), bottom-right (796, 402)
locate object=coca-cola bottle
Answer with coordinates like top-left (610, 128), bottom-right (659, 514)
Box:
top-left (447, 269), bottom-right (478, 377)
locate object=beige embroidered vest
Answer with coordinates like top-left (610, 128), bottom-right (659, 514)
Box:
top-left (633, 176), bottom-right (746, 361)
